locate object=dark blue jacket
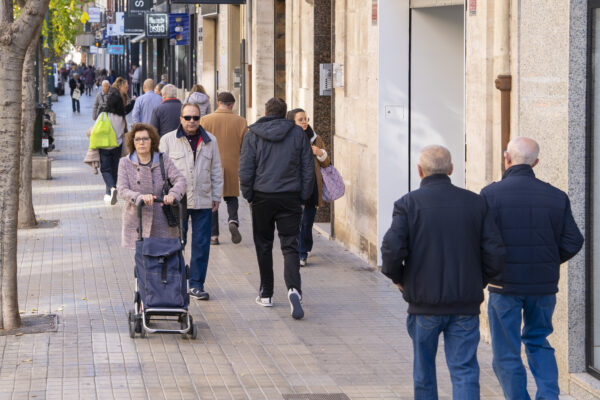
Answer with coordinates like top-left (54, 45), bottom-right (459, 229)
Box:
top-left (239, 116), bottom-right (314, 203)
top-left (150, 98), bottom-right (182, 137)
top-left (381, 174), bottom-right (505, 315)
top-left (480, 164), bottom-right (584, 295)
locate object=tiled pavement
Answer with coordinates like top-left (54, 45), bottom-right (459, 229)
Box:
top-left (0, 92), bottom-right (543, 399)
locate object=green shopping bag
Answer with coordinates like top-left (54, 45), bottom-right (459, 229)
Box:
top-left (89, 112), bottom-right (117, 149)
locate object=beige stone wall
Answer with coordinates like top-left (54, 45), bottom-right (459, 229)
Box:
top-left (332, 1), bottom-right (379, 264)
top-left (285, 0), bottom-right (314, 117)
top-left (249, 0), bottom-right (275, 122)
top-left (465, 0), bottom-right (572, 391)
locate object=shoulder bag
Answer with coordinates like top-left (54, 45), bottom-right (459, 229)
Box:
top-left (321, 164), bottom-right (345, 202)
top-left (159, 153), bottom-right (180, 227)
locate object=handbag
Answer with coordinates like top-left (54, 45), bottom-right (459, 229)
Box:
top-left (159, 153), bottom-right (179, 227)
top-left (89, 112), bottom-right (117, 149)
top-left (72, 88), bottom-right (81, 100)
top-left (321, 164), bottom-right (345, 202)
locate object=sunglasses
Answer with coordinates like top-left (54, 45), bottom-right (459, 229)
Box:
top-left (182, 115), bottom-right (200, 121)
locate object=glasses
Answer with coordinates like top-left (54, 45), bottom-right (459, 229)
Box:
top-left (134, 137), bottom-right (151, 143)
top-left (182, 115), bottom-right (200, 121)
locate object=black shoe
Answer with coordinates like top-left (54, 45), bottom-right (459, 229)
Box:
top-left (229, 222), bottom-right (242, 244)
top-left (190, 288), bottom-right (209, 300)
top-left (210, 237), bottom-right (219, 245)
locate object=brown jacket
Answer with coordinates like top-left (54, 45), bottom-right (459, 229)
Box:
top-left (200, 108), bottom-right (248, 197)
top-left (117, 152), bottom-right (187, 249)
top-left (311, 134), bottom-right (331, 208)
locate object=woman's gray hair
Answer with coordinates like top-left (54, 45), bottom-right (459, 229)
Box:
top-left (161, 84), bottom-right (177, 98)
top-left (418, 145), bottom-right (452, 176)
top-left (101, 80), bottom-right (110, 86)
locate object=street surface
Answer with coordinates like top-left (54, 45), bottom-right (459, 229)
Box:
top-left (0, 91), bottom-right (540, 399)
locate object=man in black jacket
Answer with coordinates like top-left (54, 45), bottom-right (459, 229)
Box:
top-left (481, 137), bottom-right (583, 400)
top-left (69, 73), bottom-right (83, 113)
top-left (381, 145), bottom-right (505, 400)
top-left (239, 97), bottom-right (314, 319)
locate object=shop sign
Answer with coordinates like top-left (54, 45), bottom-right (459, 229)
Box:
top-left (146, 13), bottom-right (169, 38)
top-left (107, 44), bottom-right (124, 55)
top-left (169, 13), bottom-right (189, 46)
top-left (88, 7), bottom-right (101, 23)
top-left (125, 13), bottom-right (144, 33)
top-left (171, 0), bottom-right (244, 3)
top-left (129, 0), bottom-right (152, 14)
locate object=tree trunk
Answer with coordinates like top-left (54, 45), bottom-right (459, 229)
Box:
top-left (18, 29), bottom-right (41, 228)
top-left (0, 0), bottom-right (51, 330)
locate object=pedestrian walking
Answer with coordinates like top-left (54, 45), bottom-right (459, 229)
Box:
top-left (92, 80), bottom-right (110, 120)
top-left (154, 83), bottom-right (164, 95)
top-left (131, 64), bottom-right (141, 97)
top-left (84, 66), bottom-right (95, 96)
top-left (200, 91), bottom-right (248, 245)
top-left (132, 79), bottom-right (163, 124)
top-left (239, 97), bottom-right (314, 319)
top-left (160, 74), bottom-right (168, 85)
top-left (117, 123), bottom-right (186, 249)
top-left (108, 70), bottom-right (117, 85)
top-left (98, 77), bottom-right (136, 205)
top-left (69, 73), bottom-right (83, 113)
top-left (159, 103), bottom-right (223, 301)
top-left (286, 108), bottom-right (330, 267)
top-left (184, 84), bottom-right (211, 117)
top-left (150, 84), bottom-right (183, 137)
top-left (381, 145), bottom-right (505, 400)
top-left (480, 137), bottom-right (584, 400)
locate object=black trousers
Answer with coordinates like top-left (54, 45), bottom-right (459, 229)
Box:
top-left (211, 196), bottom-right (239, 236)
top-left (98, 145), bottom-right (121, 195)
top-left (251, 194), bottom-right (302, 298)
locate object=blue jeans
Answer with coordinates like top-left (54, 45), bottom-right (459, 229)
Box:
top-left (182, 208), bottom-right (212, 290)
top-left (407, 314), bottom-right (480, 400)
top-left (297, 205), bottom-right (317, 260)
top-left (488, 293), bottom-right (558, 400)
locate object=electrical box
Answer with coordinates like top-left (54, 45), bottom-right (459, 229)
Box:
top-left (319, 63), bottom-right (332, 96)
top-left (333, 63), bottom-right (344, 88)
top-left (233, 67), bottom-right (241, 88)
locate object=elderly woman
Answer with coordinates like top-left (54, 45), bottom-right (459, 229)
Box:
top-left (92, 80), bottom-right (111, 120)
top-left (99, 77), bottom-right (136, 204)
top-left (287, 108), bottom-right (331, 267)
top-left (117, 123), bottom-right (186, 249)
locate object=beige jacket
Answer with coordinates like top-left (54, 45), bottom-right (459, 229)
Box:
top-left (159, 127), bottom-right (223, 209)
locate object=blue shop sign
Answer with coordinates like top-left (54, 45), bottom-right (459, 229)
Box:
top-left (169, 13), bottom-right (189, 46)
top-left (107, 45), bottom-right (125, 55)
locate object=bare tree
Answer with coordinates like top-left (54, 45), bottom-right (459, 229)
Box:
top-left (0, 0), bottom-right (51, 330)
top-left (18, 25), bottom-right (43, 228)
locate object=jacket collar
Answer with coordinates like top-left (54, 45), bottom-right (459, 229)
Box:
top-left (176, 125), bottom-right (211, 143)
top-left (503, 164), bottom-right (535, 179)
top-left (420, 174), bottom-right (452, 188)
top-left (162, 98), bottom-right (181, 103)
top-left (215, 108), bottom-right (233, 114)
top-left (129, 151), bottom-right (160, 164)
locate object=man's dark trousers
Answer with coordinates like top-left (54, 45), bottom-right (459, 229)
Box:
top-left (72, 97), bottom-right (80, 112)
top-left (211, 196), bottom-right (239, 236)
top-left (251, 194), bottom-right (302, 298)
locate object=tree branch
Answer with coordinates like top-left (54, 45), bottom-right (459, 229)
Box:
top-left (11, 0), bottom-right (50, 50)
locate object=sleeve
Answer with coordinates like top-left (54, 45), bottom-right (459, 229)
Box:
top-left (124, 99), bottom-right (135, 115)
top-left (300, 132), bottom-right (316, 201)
top-left (92, 95), bottom-right (100, 120)
top-left (162, 153), bottom-right (186, 201)
top-left (116, 158), bottom-right (141, 205)
top-left (210, 138), bottom-right (224, 202)
top-left (480, 201), bottom-right (506, 285)
top-left (315, 135), bottom-right (331, 168)
top-left (239, 132), bottom-right (256, 202)
top-left (131, 97), bottom-right (141, 124)
top-left (559, 197), bottom-right (584, 263)
top-left (380, 199), bottom-right (409, 284)
top-left (159, 134), bottom-right (168, 154)
top-left (150, 109), bottom-right (160, 133)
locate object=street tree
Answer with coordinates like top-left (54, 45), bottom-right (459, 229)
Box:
top-left (0, 0), bottom-right (51, 330)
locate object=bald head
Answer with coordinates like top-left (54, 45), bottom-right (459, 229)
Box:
top-left (506, 137), bottom-right (539, 167)
top-left (143, 79), bottom-right (155, 93)
top-left (418, 145), bottom-right (453, 178)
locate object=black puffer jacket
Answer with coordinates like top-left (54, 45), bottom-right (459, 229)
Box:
top-left (239, 116), bottom-right (314, 203)
top-left (101, 87), bottom-right (135, 116)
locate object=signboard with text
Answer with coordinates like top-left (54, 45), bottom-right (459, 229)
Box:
top-left (146, 13), bottom-right (169, 38)
top-left (169, 13), bottom-right (189, 46)
top-left (107, 44), bottom-right (124, 55)
top-left (171, 0), bottom-right (245, 3)
top-left (88, 7), bottom-right (101, 23)
top-left (125, 13), bottom-right (144, 33)
top-left (129, 0), bottom-right (152, 14)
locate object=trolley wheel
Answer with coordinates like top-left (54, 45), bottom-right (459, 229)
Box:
top-left (128, 310), bottom-right (136, 338)
top-left (189, 315), bottom-right (197, 340)
top-left (135, 315), bottom-right (142, 333)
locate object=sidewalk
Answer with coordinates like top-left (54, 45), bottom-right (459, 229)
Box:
top-left (0, 91), bottom-right (531, 400)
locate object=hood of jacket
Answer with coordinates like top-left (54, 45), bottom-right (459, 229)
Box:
top-left (249, 116), bottom-right (297, 142)
top-left (187, 92), bottom-right (210, 107)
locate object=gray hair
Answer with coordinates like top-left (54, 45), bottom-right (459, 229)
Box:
top-left (181, 102), bottom-right (201, 116)
top-left (101, 80), bottom-right (110, 86)
top-left (161, 84), bottom-right (177, 98)
top-left (506, 136), bottom-right (539, 166)
top-left (418, 145), bottom-right (452, 176)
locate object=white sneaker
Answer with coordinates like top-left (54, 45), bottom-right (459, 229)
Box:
top-left (103, 194), bottom-right (111, 203)
top-left (300, 258), bottom-right (307, 267)
top-left (288, 288), bottom-right (304, 319)
top-left (110, 187), bottom-right (118, 205)
top-left (255, 296), bottom-right (273, 307)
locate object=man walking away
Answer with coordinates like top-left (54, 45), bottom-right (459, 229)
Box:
top-left (69, 73), bottom-right (83, 113)
top-left (200, 92), bottom-right (248, 245)
top-left (239, 97), bottom-right (314, 319)
top-left (381, 145), bottom-right (505, 400)
top-left (481, 137), bottom-right (584, 400)
top-left (131, 64), bottom-right (141, 96)
top-left (151, 84), bottom-right (183, 137)
top-left (160, 103), bottom-right (223, 301)
top-left (132, 79), bottom-right (163, 124)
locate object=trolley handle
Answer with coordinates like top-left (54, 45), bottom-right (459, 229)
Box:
top-left (136, 197), bottom-right (185, 243)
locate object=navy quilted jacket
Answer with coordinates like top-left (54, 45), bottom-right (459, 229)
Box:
top-left (480, 164), bottom-right (583, 295)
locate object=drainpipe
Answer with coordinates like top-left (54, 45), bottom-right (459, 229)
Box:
top-left (493, 0), bottom-right (511, 173)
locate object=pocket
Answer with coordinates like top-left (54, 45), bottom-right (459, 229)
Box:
top-left (455, 315), bottom-right (478, 331)
top-left (416, 315), bottom-right (442, 330)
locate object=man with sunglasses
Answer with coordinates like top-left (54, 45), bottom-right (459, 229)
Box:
top-left (159, 103), bottom-right (223, 301)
